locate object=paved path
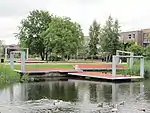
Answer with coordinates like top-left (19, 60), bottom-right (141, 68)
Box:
top-left (76, 64), bottom-right (127, 70)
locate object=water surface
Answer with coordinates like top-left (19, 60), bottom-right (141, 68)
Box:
top-left (0, 80), bottom-right (150, 113)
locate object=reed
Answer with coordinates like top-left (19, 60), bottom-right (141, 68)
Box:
top-left (120, 59), bottom-right (150, 78)
top-left (0, 64), bottom-right (20, 83)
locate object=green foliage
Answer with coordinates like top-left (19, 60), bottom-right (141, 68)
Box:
top-left (127, 44), bottom-right (144, 55)
top-left (20, 74), bottom-right (29, 82)
top-left (145, 45), bottom-right (150, 59)
top-left (100, 16), bottom-right (120, 56)
top-left (0, 40), bottom-right (4, 57)
top-left (144, 60), bottom-right (150, 78)
top-left (49, 54), bottom-right (62, 61)
top-left (119, 41), bottom-right (135, 51)
top-left (120, 60), bottom-right (150, 79)
top-left (0, 64), bottom-right (20, 83)
top-left (17, 10), bottom-right (84, 61)
top-left (17, 10), bottom-right (52, 60)
top-left (88, 20), bottom-right (101, 59)
top-left (41, 16), bottom-right (84, 60)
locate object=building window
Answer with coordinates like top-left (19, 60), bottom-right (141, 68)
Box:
top-left (133, 34), bottom-right (135, 38)
top-left (143, 33), bottom-right (149, 39)
top-left (128, 34), bottom-right (131, 39)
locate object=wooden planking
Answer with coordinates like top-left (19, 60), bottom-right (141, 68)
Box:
top-left (68, 72), bottom-right (143, 80)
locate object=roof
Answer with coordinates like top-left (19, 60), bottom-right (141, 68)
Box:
top-left (121, 28), bottom-right (150, 34)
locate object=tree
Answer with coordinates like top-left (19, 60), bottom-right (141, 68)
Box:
top-left (100, 16), bottom-right (120, 61)
top-left (127, 44), bottom-right (144, 55)
top-left (16, 10), bottom-right (52, 60)
top-left (88, 20), bottom-right (100, 60)
top-left (144, 45), bottom-right (150, 58)
top-left (41, 16), bottom-right (84, 60)
top-left (119, 41), bottom-right (135, 51)
top-left (0, 40), bottom-right (4, 58)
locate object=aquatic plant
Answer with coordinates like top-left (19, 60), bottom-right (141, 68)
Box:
top-left (0, 63), bottom-right (20, 83)
top-left (120, 59), bottom-right (150, 79)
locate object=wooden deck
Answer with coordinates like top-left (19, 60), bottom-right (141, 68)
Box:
top-left (14, 64), bottom-right (143, 82)
top-left (68, 72), bottom-right (143, 81)
top-left (14, 68), bottom-right (82, 75)
top-left (76, 64), bottom-right (128, 70)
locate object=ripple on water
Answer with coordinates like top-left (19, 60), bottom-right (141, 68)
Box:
top-left (0, 99), bottom-right (80, 113)
top-left (0, 80), bottom-right (150, 113)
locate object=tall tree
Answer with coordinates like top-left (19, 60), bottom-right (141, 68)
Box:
top-left (88, 20), bottom-right (101, 60)
top-left (16, 10), bottom-right (52, 60)
top-left (41, 16), bottom-right (84, 60)
top-left (100, 16), bottom-right (120, 60)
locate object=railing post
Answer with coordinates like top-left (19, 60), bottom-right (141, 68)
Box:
top-left (26, 48), bottom-right (29, 60)
top-left (10, 52), bottom-right (14, 70)
top-left (140, 57), bottom-right (144, 78)
top-left (21, 51), bottom-right (25, 72)
top-left (116, 51), bottom-right (119, 64)
top-left (5, 47), bottom-right (7, 62)
top-left (112, 55), bottom-right (116, 77)
top-left (130, 53), bottom-right (134, 69)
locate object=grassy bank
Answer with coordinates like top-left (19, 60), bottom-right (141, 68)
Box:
top-left (119, 59), bottom-right (150, 78)
top-left (0, 64), bottom-right (20, 83)
top-left (1, 61), bottom-right (148, 83)
top-left (13, 64), bottom-right (74, 70)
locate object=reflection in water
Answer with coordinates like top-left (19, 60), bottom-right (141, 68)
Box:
top-left (103, 84), bottom-right (112, 102)
top-left (89, 84), bottom-right (97, 103)
top-left (0, 80), bottom-right (149, 113)
top-left (24, 81), bottom-right (78, 102)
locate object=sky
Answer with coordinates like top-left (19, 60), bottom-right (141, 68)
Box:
top-left (1, 0), bottom-right (150, 45)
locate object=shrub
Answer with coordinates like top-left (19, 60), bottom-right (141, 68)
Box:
top-left (0, 64), bottom-right (20, 83)
top-left (120, 59), bottom-right (150, 79)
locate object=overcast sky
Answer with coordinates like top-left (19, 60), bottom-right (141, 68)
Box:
top-left (1, 0), bottom-right (150, 45)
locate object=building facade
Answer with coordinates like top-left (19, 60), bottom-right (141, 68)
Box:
top-left (120, 29), bottom-right (150, 47)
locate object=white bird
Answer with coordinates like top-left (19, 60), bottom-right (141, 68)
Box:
top-left (111, 104), bottom-right (118, 113)
top-left (97, 103), bottom-right (104, 108)
top-left (53, 100), bottom-right (63, 105)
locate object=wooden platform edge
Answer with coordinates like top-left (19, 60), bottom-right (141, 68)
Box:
top-left (68, 72), bottom-right (143, 81)
top-left (14, 69), bottom-right (83, 75)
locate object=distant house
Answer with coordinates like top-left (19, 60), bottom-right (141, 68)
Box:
top-left (85, 28), bottom-right (150, 47)
top-left (120, 28), bottom-right (150, 47)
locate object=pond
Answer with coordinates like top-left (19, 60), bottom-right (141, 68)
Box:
top-left (0, 79), bottom-right (150, 113)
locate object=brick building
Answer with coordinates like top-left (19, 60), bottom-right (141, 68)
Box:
top-left (120, 28), bottom-right (150, 47)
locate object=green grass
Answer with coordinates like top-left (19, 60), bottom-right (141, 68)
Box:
top-left (119, 59), bottom-right (150, 78)
top-left (0, 64), bottom-right (20, 83)
top-left (12, 62), bottom-right (127, 70)
top-left (13, 64), bottom-right (74, 70)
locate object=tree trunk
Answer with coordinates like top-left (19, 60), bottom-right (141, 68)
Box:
top-left (45, 52), bottom-right (48, 61)
top-left (40, 53), bottom-right (45, 61)
top-left (92, 55), bottom-right (93, 62)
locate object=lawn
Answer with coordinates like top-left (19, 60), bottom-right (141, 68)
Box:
top-left (13, 64), bottom-right (75, 70)
top-left (11, 62), bottom-right (128, 70)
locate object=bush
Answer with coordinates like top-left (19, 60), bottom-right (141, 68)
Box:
top-left (0, 64), bottom-right (20, 83)
top-left (120, 59), bottom-right (150, 79)
top-left (49, 55), bottom-right (62, 61)
top-left (127, 44), bottom-right (144, 56)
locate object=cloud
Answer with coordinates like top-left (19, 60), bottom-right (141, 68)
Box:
top-left (1, 0), bottom-right (150, 44)
top-left (0, 0), bottom-right (49, 17)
